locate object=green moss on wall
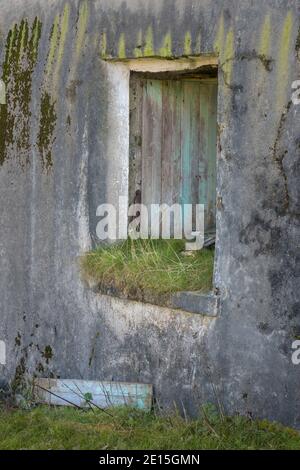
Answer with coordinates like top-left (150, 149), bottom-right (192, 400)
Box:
top-left (159, 32), bottom-right (172, 57)
top-left (100, 31), bottom-right (107, 58)
top-left (134, 30), bottom-right (143, 58)
top-left (37, 91), bottom-right (57, 170)
top-left (76, 0), bottom-right (89, 58)
top-left (0, 105), bottom-right (10, 166)
top-left (144, 26), bottom-right (154, 56)
top-left (42, 345), bottom-right (53, 364)
top-left (99, 27), bottom-right (207, 60)
top-left (214, 14), bottom-right (224, 55)
top-left (53, 3), bottom-right (70, 84)
top-left (223, 28), bottom-right (234, 85)
top-left (0, 17), bottom-right (42, 166)
top-left (184, 32), bottom-right (192, 56)
top-left (118, 33), bottom-right (126, 58)
top-left (195, 33), bottom-right (201, 54)
top-left (46, 14), bottom-right (60, 76)
top-left (276, 11), bottom-right (293, 111)
top-left (259, 14), bottom-right (271, 57)
top-left (30, 17), bottom-right (42, 63)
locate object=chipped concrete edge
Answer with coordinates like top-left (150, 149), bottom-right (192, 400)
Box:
top-left (170, 291), bottom-right (219, 317)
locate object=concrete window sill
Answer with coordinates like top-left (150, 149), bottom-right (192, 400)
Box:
top-left (170, 291), bottom-right (219, 317)
top-left (88, 282), bottom-right (219, 317)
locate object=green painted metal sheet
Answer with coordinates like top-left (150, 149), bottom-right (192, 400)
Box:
top-left (34, 378), bottom-right (153, 411)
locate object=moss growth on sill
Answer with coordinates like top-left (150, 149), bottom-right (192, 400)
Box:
top-left (81, 239), bottom-right (214, 303)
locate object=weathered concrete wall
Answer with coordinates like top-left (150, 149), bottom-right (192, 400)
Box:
top-left (0, 0), bottom-right (299, 427)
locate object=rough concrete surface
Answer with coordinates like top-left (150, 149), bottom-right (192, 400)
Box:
top-left (0, 0), bottom-right (299, 427)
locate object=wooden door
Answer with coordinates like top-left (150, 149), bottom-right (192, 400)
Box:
top-left (129, 76), bottom-right (217, 237)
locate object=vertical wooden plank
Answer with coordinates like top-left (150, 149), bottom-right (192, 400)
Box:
top-left (199, 81), bottom-right (217, 234)
top-left (181, 79), bottom-right (217, 237)
top-left (161, 80), bottom-right (172, 207)
top-left (129, 76), bottom-right (144, 207)
top-left (161, 80), bottom-right (182, 237)
top-left (199, 82), bottom-right (209, 224)
top-left (172, 83), bottom-right (182, 208)
top-left (181, 81), bottom-right (202, 232)
top-left (206, 82), bottom-right (217, 233)
top-left (141, 80), bottom-right (162, 235)
top-left (161, 80), bottom-right (181, 206)
top-left (181, 81), bottom-right (191, 209)
top-left (180, 81), bottom-right (189, 237)
top-left (190, 82), bottom-right (201, 211)
top-left (189, 81), bottom-right (201, 232)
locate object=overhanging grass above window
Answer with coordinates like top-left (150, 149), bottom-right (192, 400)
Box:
top-left (81, 239), bottom-right (214, 301)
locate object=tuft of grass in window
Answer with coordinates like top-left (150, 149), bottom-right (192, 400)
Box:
top-left (80, 239), bottom-right (214, 296)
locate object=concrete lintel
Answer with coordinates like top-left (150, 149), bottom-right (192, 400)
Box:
top-left (104, 56), bottom-right (218, 73)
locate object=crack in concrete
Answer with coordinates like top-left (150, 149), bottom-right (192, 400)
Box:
top-left (271, 100), bottom-right (292, 213)
top-left (219, 51), bottom-right (273, 90)
top-left (295, 23), bottom-right (300, 61)
top-left (220, 51), bottom-right (273, 71)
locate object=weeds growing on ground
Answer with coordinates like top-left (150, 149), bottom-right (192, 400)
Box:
top-left (0, 405), bottom-right (299, 450)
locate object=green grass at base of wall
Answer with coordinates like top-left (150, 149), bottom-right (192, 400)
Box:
top-left (0, 406), bottom-right (299, 450)
top-left (80, 239), bottom-right (214, 296)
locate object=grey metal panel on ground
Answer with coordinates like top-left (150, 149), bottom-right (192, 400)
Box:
top-left (34, 378), bottom-right (153, 410)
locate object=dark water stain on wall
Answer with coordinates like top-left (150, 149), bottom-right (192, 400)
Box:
top-left (0, 17), bottom-right (42, 167)
top-left (295, 24), bottom-right (300, 59)
top-left (37, 91), bottom-right (57, 170)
